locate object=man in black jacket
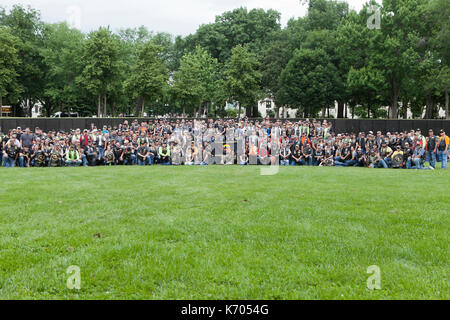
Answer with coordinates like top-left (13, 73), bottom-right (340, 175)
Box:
top-left (426, 129), bottom-right (438, 169)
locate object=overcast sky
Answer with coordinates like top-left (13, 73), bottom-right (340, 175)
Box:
top-left (1, 0), bottom-right (369, 36)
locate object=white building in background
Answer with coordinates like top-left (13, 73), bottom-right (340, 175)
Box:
top-left (257, 98), bottom-right (297, 118)
top-left (31, 103), bottom-right (43, 118)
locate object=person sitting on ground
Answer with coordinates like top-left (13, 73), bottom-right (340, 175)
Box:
top-left (158, 142), bottom-right (171, 165)
top-left (65, 145), bottom-right (82, 167)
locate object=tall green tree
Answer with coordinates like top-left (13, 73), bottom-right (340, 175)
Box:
top-left (0, 4), bottom-right (45, 116)
top-left (78, 27), bottom-right (121, 117)
top-left (125, 42), bottom-right (168, 116)
top-left (172, 46), bottom-right (221, 117)
top-left (427, 0), bottom-right (450, 118)
top-left (260, 30), bottom-right (291, 117)
top-left (225, 44), bottom-right (262, 118)
top-left (278, 48), bottom-right (338, 117)
top-left (185, 7), bottom-right (281, 63)
top-left (40, 23), bottom-right (85, 116)
top-left (376, 0), bottom-right (429, 118)
top-left (0, 27), bottom-right (21, 115)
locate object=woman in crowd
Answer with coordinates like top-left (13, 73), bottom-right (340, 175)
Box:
top-left (1, 121), bottom-right (448, 170)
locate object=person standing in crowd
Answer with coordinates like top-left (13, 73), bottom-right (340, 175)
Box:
top-left (20, 128), bottom-right (34, 150)
top-left (426, 129), bottom-right (438, 169)
top-left (438, 129), bottom-right (449, 170)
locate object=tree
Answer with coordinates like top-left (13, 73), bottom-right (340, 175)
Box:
top-left (278, 48), bottom-right (338, 117)
top-left (427, 0), bottom-right (450, 118)
top-left (40, 23), bottom-right (85, 116)
top-left (336, 6), bottom-right (387, 118)
top-left (376, 0), bottom-right (429, 118)
top-left (347, 66), bottom-right (386, 118)
top-left (78, 28), bottom-right (121, 117)
top-left (261, 30), bottom-right (291, 117)
top-left (0, 27), bottom-right (21, 115)
top-left (172, 46), bottom-right (221, 117)
top-left (185, 7), bottom-right (281, 63)
top-left (0, 4), bottom-right (45, 116)
top-left (225, 44), bottom-right (262, 118)
top-left (125, 42), bottom-right (168, 117)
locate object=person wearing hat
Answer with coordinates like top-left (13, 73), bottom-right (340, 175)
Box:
top-left (85, 141), bottom-right (98, 166)
top-left (410, 141), bottom-right (434, 170)
top-left (380, 141), bottom-right (393, 167)
top-left (65, 145), bottom-right (82, 167)
top-left (413, 129), bottom-right (425, 150)
top-left (2, 135), bottom-right (19, 167)
top-left (137, 141), bottom-right (151, 166)
top-left (425, 129), bottom-right (438, 169)
top-left (391, 145), bottom-right (405, 168)
top-left (158, 142), bottom-right (171, 165)
top-left (80, 129), bottom-right (91, 148)
top-left (437, 129), bottom-right (449, 169)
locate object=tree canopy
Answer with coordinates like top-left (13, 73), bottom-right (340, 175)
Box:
top-left (0, 0), bottom-right (448, 119)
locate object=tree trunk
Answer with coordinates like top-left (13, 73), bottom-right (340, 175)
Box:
top-left (111, 101), bottom-right (115, 117)
top-left (322, 106), bottom-right (326, 118)
top-left (253, 105), bottom-right (258, 118)
top-left (344, 103), bottom-right (347, 118)
top-left (425, 95), bottom-right (433, 119)
top-left (97, 94), bottom-right (101, 117)
top-left (0, 95), bottom-right (2, 118)
top-left (445, 88), bottom-right (449, 119)
top-left (141, 98), bottom-right (145, 117)
top-left (402, 101), bottom-right (408, 119)
top-left (245, 104), bottom-right (252, 118)
top-left (337, 101), bottom-right (344, 118)
top-left (183, 102), bottom-right (186, 117)
top-left (103, 95), bottom-right (107, 117)
top-left (136, 97), bottom-right (142, 117)
top-left (389, 83), bottom-right (399, 119)
top-left (237, 102), bottom-right (241, 119)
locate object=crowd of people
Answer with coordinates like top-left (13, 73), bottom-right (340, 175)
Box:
top-left (1, 118), bottom-right (449, 170)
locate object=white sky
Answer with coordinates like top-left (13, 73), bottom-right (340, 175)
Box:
top-left (1, 0), bottom-right (369, 36)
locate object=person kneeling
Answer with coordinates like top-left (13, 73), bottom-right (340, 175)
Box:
top-left (65, 145), bottom-right (82, 167)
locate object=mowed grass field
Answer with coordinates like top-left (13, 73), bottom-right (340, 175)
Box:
top-left (0, 166), bottom-right (448, 300)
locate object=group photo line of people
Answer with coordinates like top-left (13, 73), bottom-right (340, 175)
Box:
top-left (1, 119), bottom-right (449, 170)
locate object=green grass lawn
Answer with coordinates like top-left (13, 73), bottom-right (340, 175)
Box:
top-left (0, 166), bottom-right (448, 300)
